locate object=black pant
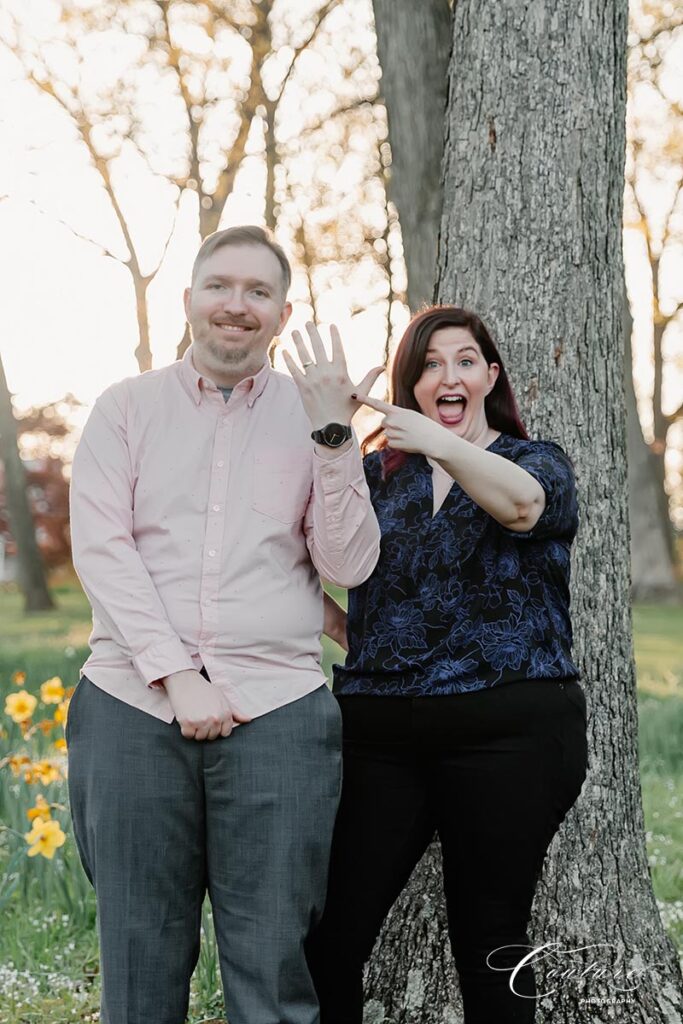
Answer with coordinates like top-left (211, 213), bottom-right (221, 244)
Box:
top-left (306, 679), bottom-right (588, 1024)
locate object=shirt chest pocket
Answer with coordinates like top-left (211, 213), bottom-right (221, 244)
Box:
top-left (251, 450), bottom-right (313, 524)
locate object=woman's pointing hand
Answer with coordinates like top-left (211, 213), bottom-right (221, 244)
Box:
top-left (352, 392), bottom-right (451, 460)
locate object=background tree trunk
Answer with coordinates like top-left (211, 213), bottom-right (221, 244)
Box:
top-left (370, 0), bottom-right (452, 313)
top-left (0, 353), bottom-right (54, 612)
top-left (624, 296), bottom-right (680, 602)
top-left (366, 1), bottom-right (683, 1020)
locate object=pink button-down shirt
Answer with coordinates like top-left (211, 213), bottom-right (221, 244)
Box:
top-left (69, 345), bottom-right (381, 723)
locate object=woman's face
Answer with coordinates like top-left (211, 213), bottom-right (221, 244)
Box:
top-left (412, 326), bottom-right (499, 442)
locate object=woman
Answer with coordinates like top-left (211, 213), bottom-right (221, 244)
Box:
top-left (308, 306), bottom-right (588, 1024)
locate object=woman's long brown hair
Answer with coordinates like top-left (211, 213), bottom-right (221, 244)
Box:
top-left (363, 306), bottom-right (528, 477)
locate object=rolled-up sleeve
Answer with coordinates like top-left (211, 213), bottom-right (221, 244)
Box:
top-left (69, 387), bottom-right (195, 687)
top-left (500, 441), bottom-right (579, 541)
top-left (303, 434), bottom-right (381, 588)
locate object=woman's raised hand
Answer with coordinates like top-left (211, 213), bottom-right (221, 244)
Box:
top-left (352, 392), bottom-right (451, 459)
top-left (282, 322), bottom-right (384, 431)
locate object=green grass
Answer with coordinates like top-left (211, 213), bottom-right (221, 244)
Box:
top-left (0, 580), bottom-right (91, 692)
top-left (638, 694), bottom-right (683, 776)
top-left (632, 604), bottom-right (683, 696)
top-left (1, 580), bottom-right (92, 652)
top-left (642, 771), bottom-right (683, 909)
top-left (1, 580), bottom-right (681, 1022)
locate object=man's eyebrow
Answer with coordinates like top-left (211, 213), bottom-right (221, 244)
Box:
top-left (203, 274), bottom-right (274, 290)
top-left (425, 345), bottom-right (479, 355)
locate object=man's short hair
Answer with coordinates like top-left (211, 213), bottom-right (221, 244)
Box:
top-left (190, 225), bottom-right (292, 298)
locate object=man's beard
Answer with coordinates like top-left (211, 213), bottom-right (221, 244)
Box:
top-left (206, 336), bottom-right (250, 365)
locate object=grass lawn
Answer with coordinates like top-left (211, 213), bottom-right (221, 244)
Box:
top-left (0, 579), bottom-right (91, 692)
top-left (0, 578), bottom-right (681, 1022)
top-left (632, 603), bottom-right (683, 695)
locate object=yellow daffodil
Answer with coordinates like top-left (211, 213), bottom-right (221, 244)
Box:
top-left (54, 737), bottom-right (67, 752)
top-left (27, 794), bottom-right (52, 822)
top-left (40, 677), bottom-right (65, 704)
top-left (5, 691), bottom-right (38, 724)
top-left (53, 698), bottom-right (70, 726)
top-left (8, 754), bottom-right (31, 777)
top-left (38, 719), bottom-right (55, 735)
top-left (11, 670), bottom-right (27, 686)
top-left (24, 817), bottom-right (66, 859)
top-left (30, 761), bottom-right (62, 785)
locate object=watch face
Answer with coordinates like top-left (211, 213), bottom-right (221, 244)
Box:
top-left (324, 424), bottom-right (346, 445)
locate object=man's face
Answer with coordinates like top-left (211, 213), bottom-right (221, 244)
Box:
top-left (184, 243), bottom-right (292, 386)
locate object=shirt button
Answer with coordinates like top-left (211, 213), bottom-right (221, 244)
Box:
top-left (217, 461), bottom-right (224, 468)
top-left (208, 550), bottom-right (216, 557)
top-left (212, 505), bottom-right (220, 512)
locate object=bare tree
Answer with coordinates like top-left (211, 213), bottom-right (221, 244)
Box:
top-left (0, 351), bottom-right (55, 612)
top-left (5, 0), bottom-right (362, 369)
top-left (624, 294), bottom-right (679, 600)
top-left (370, 0), bottom-right (451, 313)
top-left (626, 1), bottom-right (683, 570)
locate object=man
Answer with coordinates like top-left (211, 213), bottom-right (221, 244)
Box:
top-left (67, 225), bottom-right (383, 1024)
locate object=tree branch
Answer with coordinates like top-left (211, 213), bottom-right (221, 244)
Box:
top-left (202, 0), bottom-right (249, 39)
top-left (275, 0), bottom-right (341, 104)
top-left (12, 196), bottom-right (118, 259)
top-left (650, 75), bottom-right (683, 120)
top-left (207, 2), bottom-right (276, 233)
top-left (156, 203), bottom-right (181, 274)
top-left (625, 157), bottom-right (655, 268)
top-left (24, 68), bottom-right (145, 280)
top-left (628, 12), bottom-right (683, 51)
top-left (281, 94), bottom-right (381, 147)
top-left (156, 0), bottom-right (202, 192)
top-left (662, 174), bottom-right (683, 252)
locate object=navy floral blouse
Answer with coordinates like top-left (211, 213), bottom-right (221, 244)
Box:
top-left (332, 434), bottom-right (580, 697)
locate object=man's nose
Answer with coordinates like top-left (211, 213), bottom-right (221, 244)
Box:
top-left (222, 289), bottom-right (248, 314)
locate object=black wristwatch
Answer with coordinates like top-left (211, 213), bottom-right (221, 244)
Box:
top-left (311, 423), bottom-right (353, 448)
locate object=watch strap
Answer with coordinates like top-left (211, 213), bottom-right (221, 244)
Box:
top-left (311, 423), bottom-right (353, 448)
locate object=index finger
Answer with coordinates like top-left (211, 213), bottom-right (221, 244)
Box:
top-left (351, 391), bottom-right (393, 414)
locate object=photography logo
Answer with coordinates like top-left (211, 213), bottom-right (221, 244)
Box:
top-left (486, 941), bottom-right (664, 1005)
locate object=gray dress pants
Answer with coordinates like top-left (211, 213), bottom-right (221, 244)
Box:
top-left (66, 675), bottom-right (342, 1024)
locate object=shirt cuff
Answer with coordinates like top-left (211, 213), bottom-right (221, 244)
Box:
top-left (312, 432), bottom-right (366, 495)
top-left (132, 638), bottom-right (196, 688)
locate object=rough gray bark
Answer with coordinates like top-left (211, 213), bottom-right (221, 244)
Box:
top-left (624, 297), bottom-right (680, 602)
top-left (0, 353), bottom-right (54, 612)
top-left (371, 0), bottom-right (452, 313)
top-left (366, 1), bottom-right (683, 1021)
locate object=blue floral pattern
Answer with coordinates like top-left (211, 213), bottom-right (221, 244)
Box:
top-left (333, 434), bottom-right (580, 696)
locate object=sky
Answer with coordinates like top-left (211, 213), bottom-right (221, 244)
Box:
top-left (0, 0), bottom-right (681, 510)
top-left (0, 0), bottom-right (395, 427)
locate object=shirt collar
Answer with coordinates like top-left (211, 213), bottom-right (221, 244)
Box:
top-left (179, 344), bottom-right (271, 407)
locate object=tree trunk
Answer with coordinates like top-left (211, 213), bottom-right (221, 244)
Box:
top-left (263, 101), bottom-right (277, 232)
top-left (650, 260), bottom-right (678, 568)
top-left (624, 296), bottom-right (680, 602)
top-left (176, 321), bottom-right (192, 361)
top-left (0, 353), bottom-right (55, 612)
top-left (370, 0), bottom-right (452, 313)
top-left (367, 1), bottom-right (683, 1021)
top-left (132, 271), bottom-right (153, 373)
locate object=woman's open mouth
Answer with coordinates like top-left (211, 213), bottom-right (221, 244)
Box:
top-left (436, 394), bottom-right (467, 425)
